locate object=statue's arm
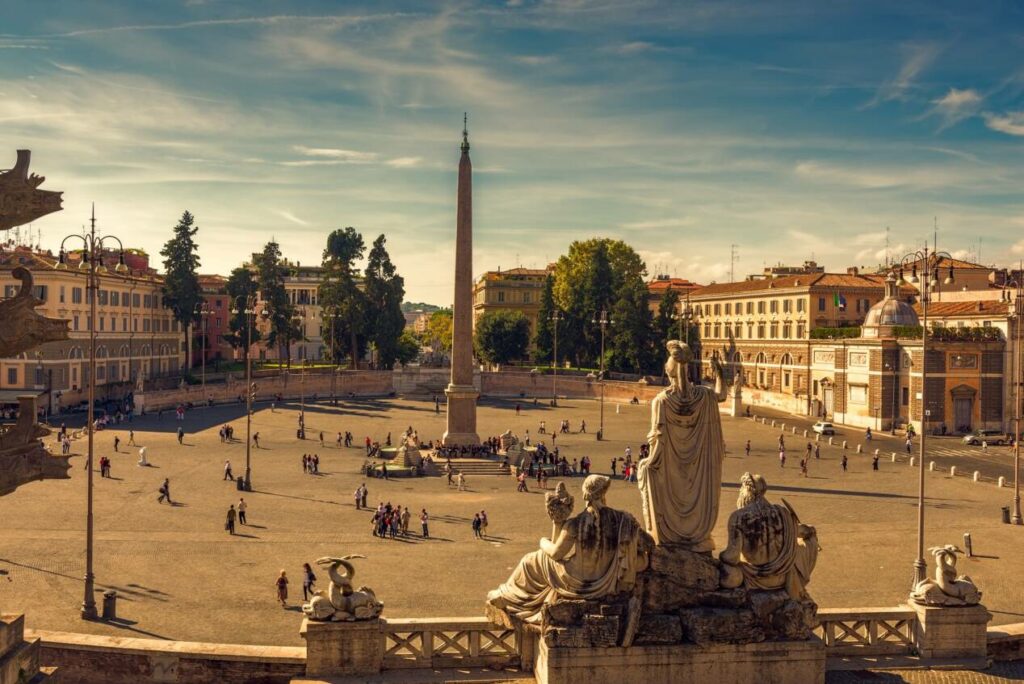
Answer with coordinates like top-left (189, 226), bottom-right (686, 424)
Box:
top-left (719, 514), bottom-right (742, 565)
top-left (540, 523), bottom-right (576, 561)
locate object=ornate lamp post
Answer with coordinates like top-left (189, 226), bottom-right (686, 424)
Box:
top-left (893, 243), bottom-right (954, 586)
top-left (674, 292), bottom-right (695, 380)
top-left (592, 309), bottom-right (612, 439)
top-left (1005, 264), bottom-right (1023, 525)
top-left (193, 302), bottom-right (211, 397)
top-left (55, 205), bottom-right (129, 620)
top-left (293, 307), bottom-right (309, 421)
top-left (320, 307), bottom-right (340, 405)
top-left (550, 310), bottom-right (563, 407)
top-left (230, 295), bottom-right (266, 491)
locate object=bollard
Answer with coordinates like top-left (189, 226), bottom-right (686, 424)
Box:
top-left (803, 429), bottom-right (808, 437)
top-left (973, 471), bottom-right (980, 482)
top-left (950, 465), bottom-right (957, 477)
top-left (910, 457), bottom-right (915, 466)
top-left (963, 532), bottom-right (973, 558)
top-left (815, 434), bottom-right (820, 442)
top-left (771, 420), bottom-right (776, 427)
top-left (891, 452), bottom-right (897, 462)
top-left (856, 444), bottom-right (862, 454)
top-left (842, 440), bottom-right (848, 449)
top-left (616, 404), bottom-right (620, 415)
top-left (929, 461), bottom-right (935, 471)
top-left (792, 426), bottom-right (797, 434)
top-left (828, 437), bottom-right (833, 446)
top-left (999, 476), bottom-right (1006, 488)
top-left (1003, 506), bottom-right (1011, 524)
top-left (780, 423), bottom-right (785, 430)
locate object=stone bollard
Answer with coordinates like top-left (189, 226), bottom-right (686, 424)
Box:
top-left (771, 420), bottom-right (776, 427)
top-left (950, 466), bottom-right (957, 477)
top-left (910, 457), bottom-right (915, 466)
top-left (856, 444), bottom-right (862, 454)
top-left (999, 476), bottom-right (1006, 487)
top-left (803, 429), bottom-right (808, 437)
top-left (780, 423), bottom-right (785, 430)
top-left (842, 440), bottom-right (848, 449)
top-left (891, 452), bottom-right (897, 462)
top-left (973, 471), bottom-right (981, 482)
top-left (828, 437), bottom-right (833, 446)
top-left (815, 434), bottom-right (820, 442)
top-left (792, 426), bottom-right (797, 434)
top-left (929, 461), bottom-right (935, 471)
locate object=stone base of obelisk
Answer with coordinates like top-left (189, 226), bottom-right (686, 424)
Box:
top-left (443, 384), bottom-right (480, 446)
top-left (534, 636), bottom-right (825, 684)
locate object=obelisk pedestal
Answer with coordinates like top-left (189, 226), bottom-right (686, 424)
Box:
top-left (443, 116), bottom-right (480, 446)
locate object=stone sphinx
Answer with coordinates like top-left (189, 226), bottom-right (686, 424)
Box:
top-left (0, 267), bottom-right (70, 359)
top-left (910, 545), bottom-right (981, 607)
top-left (638, 340), bottom-right (728, 551)
top-left (302, 555), bottom-right (383, 621)
top-left (719, 472), bottom-right (820, 601)
top-left (0, 395), bottom-right (70, 496)
top-left (0, 150), bottom-right (63, 231)
top-left (487, 475), bottom-right (653, 642)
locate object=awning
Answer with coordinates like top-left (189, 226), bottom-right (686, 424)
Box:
top-left (0, 389), bottom-right (44, 404)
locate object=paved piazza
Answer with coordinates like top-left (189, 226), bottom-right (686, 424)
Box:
top-left (1, 397), bottom-right (1023, 647)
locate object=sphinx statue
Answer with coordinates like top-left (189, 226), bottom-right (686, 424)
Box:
top-left (302, 555), bottom-right (383, 621)
top-left (0, 150), bottom-right (63, 231)
top-left (0, 267), bottom-right (69, 359)
top-left (719, 472), bottom-right (819, 601)
top-left (0, 394), bottom-right (70, 496)
top-left (637, 340), bottom-right (728, 551)
top-left (487, 475), bottom-right (653, 627)
top-left (910, 545), bottom-right (981, 607)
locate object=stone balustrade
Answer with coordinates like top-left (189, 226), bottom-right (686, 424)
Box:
top-left (380, 617), bottom-right (523, 670)
top-left (814, 607), bottom-right (916, 657)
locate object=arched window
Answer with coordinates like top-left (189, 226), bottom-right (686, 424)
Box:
top-left (781, 353), bottom-right (793, 391)
top-left (755, 352), bottom-right (767, 388)
top-left (96, 346), bottom-right (108, 359)
top-left (780, 353), bottom-right (793, 367)
top-left (118, 345), bottom-right (129, 358)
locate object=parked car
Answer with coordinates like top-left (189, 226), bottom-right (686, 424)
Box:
top-left (962, 429), bottom-right (1009, 446)
top-left (812, 421), bottom-right (836, 435)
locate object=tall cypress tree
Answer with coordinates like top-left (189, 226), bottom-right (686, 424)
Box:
top-left (320, 227), bottom-right (365, 369)
top-left (364, 234), bottom-right (406, 370)
top-left (224, 266), bottom-right (261, 355)
top-left (253, 240), bottom-right (295, 365)
top-left (160, 210), bottom-right (201, 372)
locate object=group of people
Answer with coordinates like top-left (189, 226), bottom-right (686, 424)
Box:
top-left (218, 424), bottom-right (237, 442)
top-left (432, 442), bottom-right (498, 459)
top-left (224, 497), bottom-right (248, 534)
top-left (370, 502), bottom-right (422, 539)
top-left (610, 444), bottom-right (647, 482)
top-left (302, 454), bottom-right (320, 474)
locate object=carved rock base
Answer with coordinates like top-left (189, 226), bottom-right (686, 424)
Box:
top-left (535, 635), bottom-right (826, 684)
top-left (909, 602), bottom-right (991, 662)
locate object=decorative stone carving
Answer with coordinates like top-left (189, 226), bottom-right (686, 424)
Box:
top-left (486, 475), bottom-right (653, 638)
top-left (719, 472), bottom-right (820, 601)
top-left (637, 340), bottom-right (728, 551)
top-left (0, 150), bottom-right (63, 231)
top-left (499, 429), bottom-right (519, 452)
top-left (302, 555), bottom-right (383, 621)
top-left (0, 267), bottom-right (69, 358)
top-left (910, 545), bottom-right (982, 606)
top-left (0, 395), bottom-right (70, 496)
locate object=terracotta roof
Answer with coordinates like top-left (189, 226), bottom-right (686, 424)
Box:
top-left (692, 272), bottom-right (890, 297)
top-left (912, 300), bottom-right (1010, 317)
top-left (898, 256), bottom-right (991, 271)
top-left (647, 278), bottom-right (701, 293)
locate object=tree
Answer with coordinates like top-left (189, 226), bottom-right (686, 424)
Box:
top-left (422, 309), bottom-right (453, 352)
top-left (533, 274), bottom-right (555, 362)
top-left (363, 234), bottom-right (406, 370)
top-left (160, 210), bottom-right (202, 370)
top-left (474, 310), bottom-right (531, 366)
top-left (320, 227), bottom-right (366, 369)
top-left (655, 287), bottom-right (680, 344)
top-left (253, 240), bottom-right (296, 365)
top-left (223, 266), bottom-right (261, 354)
top-left (609, 279), bottom-right (657, 375)
top-left (395, 329), bottom-right (421, 366)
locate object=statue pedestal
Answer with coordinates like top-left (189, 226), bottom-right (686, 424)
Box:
top-left (535, 637), bottom-right (825, 684)
top-left (909, 602), bottom-right (991, 663)
top-left (300, 618), bottom-right (382, 677)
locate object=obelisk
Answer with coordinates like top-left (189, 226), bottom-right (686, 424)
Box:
top-left (443, 115), bottom-right (481, 446)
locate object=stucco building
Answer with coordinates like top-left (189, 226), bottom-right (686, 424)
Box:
top-left (472, 266), bottom-right (551, 339)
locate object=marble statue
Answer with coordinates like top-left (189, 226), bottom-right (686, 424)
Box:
top-left (719, 472), bottom-right (819, 600)
top-left (0, 150), bottom-right (63, 231)
top-left (0, 267), bottom-right (69, 358)
top-left (499, 429), bottom-right (519, 452)
top-left (487, 475), bottom-right (653, 625)
top-left (0, 395), bottom-right (70, 496)
top-left (302, 555), bottom-right (383, 621)
top-left (637, 340), bottom-right (728, 550)
top-left (910, 545), bottom-right (981, 606)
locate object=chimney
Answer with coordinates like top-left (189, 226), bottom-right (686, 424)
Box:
top-left (847, 266), bottom-right (859, 275)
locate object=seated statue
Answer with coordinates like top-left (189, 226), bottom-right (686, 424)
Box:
top-left (719, 472), bottom-right (819, 601)
top-left (910, 545), bottom-right (981, 606)
top-left (487, 475), bottom-right (653, 625)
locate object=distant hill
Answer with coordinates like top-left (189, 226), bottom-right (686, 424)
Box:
top-left (402, 302), bottom-right (442, 313)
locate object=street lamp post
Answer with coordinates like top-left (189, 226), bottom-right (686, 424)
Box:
top-left (55, 205), bottom-right (129, 620)
top-left (231, 295), bottom-right (264, 491)
top-left (321, 308), bottom-right (339, 405)
top-left (674, 292), bottom-right (695, 381)
top-left (1005, 264), bottom-right (1023, 525)
top-left (550, 310), bottom-right (563, 407)
top-left (194, 302), bottom-right (211, 399)
top-left (592, 309), bottom-right (612, 440)
top-left (893, 243), bottom-right (955, 586)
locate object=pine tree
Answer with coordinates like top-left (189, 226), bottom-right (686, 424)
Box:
top-left (533, 274), bottom-right (555, 362)
top-left (253, 240), bottom-right (296, 365)
top-left (655, 286), bottom-right (680, 343)
top-left (223, 266), bottom-right (261, 354)
top-left (609, 279), bottom-right (657, 375)
top-left (160, 211), bottom-right (202, 373)
top-left (320, 227), bottom-right (366, 369)
top-left (363, 234), bottom-right (406, 370)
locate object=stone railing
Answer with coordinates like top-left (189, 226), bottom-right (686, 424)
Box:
top-left (815, 607), bottom-right (917, 657)
top-left (381, 617), bottom-right (522, 670)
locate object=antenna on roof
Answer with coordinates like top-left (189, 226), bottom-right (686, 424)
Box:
top-left (730, 244), bottom-right (739, 283)
top-left (885, 226), bottom-right (890, 267)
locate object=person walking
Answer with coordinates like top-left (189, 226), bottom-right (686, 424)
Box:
top-left (237, 497), bottom-right (247, 525)
top-left (472, 513), bottom-right (482, 539)
top-left (113, 435), bottom-right (120, 452)
top-left (354, 487), bottom-right (362, 509)
top-left (872, 454), bottom-right (880, 471)
top-left (841, 453), bottom-right (848, 472)
top-left (361, 484), bottom-right (368, 509)
top-left (814, 443), bottom-right (820, 460)
top-left (224, 460), bottom-right (233, 481)
top-left (157, 478), bottom-right (171, 504)
top-left (800, 458), bottom-right (808, 477)
top-left (580, 419), bottom-right (586, 434)
top-left (319, 431), bottom-right (324, 447)
top-left (420, 509), bottom-right (429, 538)
top-left (381, 462), bottom-right (389, 480)
top-left (517, 471), bottom-right (529, 492)
top-left (745, 440), bottom-right (751, 458)
top-left (127, 430), bottom-right (136, 446)
top-left (253, 432), bottom-right (260, 449)
top-left (805, 443), bottom-right (812, 464)
top-left (401, 506), bottom-right (411, 535)
top-left (480, 510), bottom-right (489, 538)
top-left (276, 570), bottom-right (289, 607)
top-left (457, 471), bottom-right (466, 491)
top-left (905, 436), bottom-right (912, 454)
top-left (177, 426), bottom-right (184, 445)
top-left (226, 505), bottom-right (237, 535)
top-left (778, 447), bottom-right (786, 468)
top-left (302, 562), bottom-right (317, 601)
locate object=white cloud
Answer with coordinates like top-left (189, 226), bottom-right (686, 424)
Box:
top-left (386, 156), bottom-right (423, 168)
top-left (984, 111), bottom-right (1024, 136)
top-left (619, 217), bottom-right (692, 230)
top-left (615, 41), bottom-right (658, 54)
top-left (275, 210), bottom-right (309, 226)
top-left (928, 88), bottom-right (982, 129)
top-left (866, 43), bottom-right (940, 107)
top-left (292, 146), bottom-right (379, 162)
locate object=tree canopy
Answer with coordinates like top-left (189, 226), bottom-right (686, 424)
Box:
top-left (363, 234), bottom-right (406, 370)
top-left (320, 227), bottom-right (366, 369)
top-left (160, 210), bottom-right (202, 370)
top-left (253, 240), bottom-right (297, 363)
top-left (474, 309), bottom-right (531, 366)
top-left (223, 266), bottom-right (261, 353)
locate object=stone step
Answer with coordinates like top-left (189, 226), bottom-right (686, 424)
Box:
top-left (28, 665), bottom-right (60, 683)
top-left (290, 667), bottom-right (532, 683)
top-left (0, 614), bottom-right (26, 659)
top-left (0, 636), bottom-right (40, 684)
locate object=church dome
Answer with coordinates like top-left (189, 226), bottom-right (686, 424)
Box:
top-left (861, 273), bottom-right (918, 338)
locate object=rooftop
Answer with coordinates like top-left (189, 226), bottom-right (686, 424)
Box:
top-left (912, 300), bottom-right (1011, 317)
top-left (692, 272), bottom-right (892, 297)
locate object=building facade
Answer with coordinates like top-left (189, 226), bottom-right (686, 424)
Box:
top-left (646, 275), bottom-right (701, 315)
top-left (195, 274), bottom-right (232, 365)
top-left (472, 266), bottom-right (551, 339)
top-left (0, 246), bottom-right (185, 411)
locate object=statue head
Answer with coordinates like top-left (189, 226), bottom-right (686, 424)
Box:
top-left (737, 471), bottom-right (767, 509)
top-left (666, 340), bottom-right (693, 364)
top-left (581, 474), bottom-right (611, 506)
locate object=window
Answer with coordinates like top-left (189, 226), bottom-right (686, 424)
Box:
top-left (122, 318), bottom-right (128, 331)
top-left (757, 301), bottom-right (765, 314)
top-left (111, 291), bottom-right (119, 306)
top-left (523, 292), bottom-right (531, 304)
top-left (783, 370), bottom-right (791, 389)
top-left (783, 299), bottom-right (792, 313)
top-left (902, 387), bottom-right (909, 406)
top-left (714, 304), bottom-right (721, 315)
top-left (796, 323), bottom-right (805, 338)
top-left (734, 324), bottom-right (742, 339)
top-left (713, 323), bottom-right (721, 338)
top-left (747, 324), bottom-right (753, 338)
top-left (98, 290), bottom-right (108, 306)
top-left (818, 297), bottom-right (826, 311)
top-left (770, 300), bottom-right (778, 313)
top-left (497, 291), bottom-right (505, 303)
top-left (99, 317), bottom-right (104, 331)
top-left (143, 295), bottom-right (152, 308)
top-left (72, 288), bottom-right (83, 304)
top-left (704, 323), bottom-right (711, 338)
top-left (73, 315), bottom-right (79, 331)
top-left (7, 368), bottom-right (16, 384)
top-left (133, 318), bottom-right (138, 332)
top-left (983, 321), bottom-right (991, 328)
top-left (757, 323), bottom-right (765, 338)
top-left (111, 317), bottom-right (116, 330)
top-left (849, 384), bottom-right (868, 404)
top-left (782, 323), bottom-right (792, 339)
top-left (60, 286), bottom-right (66, 303)
top-left (133, 293), bottom-right (141, 308)
top-left (143, 319), bottom-right (150, 333)
top-left (746, 302), bottom-right (753, 314)
top-left (770, 322), bottom-right (778, 338)
top-left (163, 319), bottom-right (170, 332)
top-left (797, 299), bottom-right (805, 313)
top-left (725, 303), bottom-right (732, 315)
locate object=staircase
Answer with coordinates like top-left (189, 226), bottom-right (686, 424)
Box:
top-left (442, 457), bottom-right (508, 477)
top-left (0, 614), bottom-right (57, 683)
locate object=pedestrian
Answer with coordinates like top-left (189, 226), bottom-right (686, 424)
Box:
top-left (905, 436), bottom-right (912, 454)
top-left (382, 462), bottom-right (389, 480)
top-left (610, 458), bottom-right (617, 477)
top-left (580, 420), bottom-right (586, 434)
top-left (224, 460), bottom-right (233, 480)
top-left (866, 427), bottom-right (873, 442)
top-left (745, 440), bottom-right (751, 457)
top-left (800, 458), bottom-right (807, 477)
top-left (302, 454), bottom-right (308, 474)
top-left (841, 453), bottom-right (848, 472)
top-left (238, 497), bottom-right (247, 524)
top-left (401, 506), bottom-right (411, 535)
top-left (177, 426), bottom-right (184, 444)
top-left (814, 443), bottom-right (820, 460)
top-left (113, 435), bottom-right (120, 452)
top-left (805, 443), bottom-right (812, 463)
top-left (276, 570), bottom-right (289, 607)
top-left (128, 430), bottom-right (136, 446)
top-left (302, 562), bottom-right (317, 601)
top-left (354, 487), bottom-right (362, 509)
top-left (312, 454), bottom-right (319, 474)
top-left (157, 478), bottom-right (171, 504)
top-left (480, 509), bottom-right (488, 537)
top-left (872, 454), bottom-right (879, 471)
top-left (472, 513), bottom-right (482, 539)
top-left (517, 471), bottom-right (529, 492)
top-left (779, 448), bottom-right (786, 468)
top-left (515, 403), bottom-right (521, 416)
top-left (779, 434), bottom-right (785, 449)
top-left (457, 471), bottom-right (466, 491)
top-left (253, 432), bottom-right (260, 448)
top-left (319, 431), bottom-right (324, 447)
top-left (361, 484), bottom-right (368, 509)
top-left (420, 508), bottom-right (429, 538)
top-left (226, 505), bottom-right (236, 534)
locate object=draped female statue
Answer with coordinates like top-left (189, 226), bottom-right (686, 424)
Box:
top-left (637, 341), bottom-right (728, 551)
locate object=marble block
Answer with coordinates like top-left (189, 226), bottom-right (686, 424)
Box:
top-left (909, 602), bottom-right (991, 661)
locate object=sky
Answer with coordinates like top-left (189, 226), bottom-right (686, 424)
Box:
top-left (2, 1), bottom-right (1024, 305)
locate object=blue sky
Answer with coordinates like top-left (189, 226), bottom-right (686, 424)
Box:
top-left (2, 1), bottom-right (1023, 304)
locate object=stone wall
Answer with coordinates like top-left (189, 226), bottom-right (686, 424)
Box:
top-left (27, 629), bottom-right (305, 684)
top-left (988, 622), bottom-right (1024, 661)
top-left (480, 371), bottom-right (663, 404)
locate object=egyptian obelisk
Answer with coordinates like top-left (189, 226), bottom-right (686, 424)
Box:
top-left (443, 115), bottom-right (481, 446)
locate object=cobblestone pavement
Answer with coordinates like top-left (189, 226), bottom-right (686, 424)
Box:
top-left (828, 661), bottom-right (1024, 683)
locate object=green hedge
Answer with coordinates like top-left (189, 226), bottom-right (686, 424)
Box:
top-left (809, 327), bottom-right (861, 339)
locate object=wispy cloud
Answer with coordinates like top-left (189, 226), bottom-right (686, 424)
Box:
top-left (865, 43), bottom-right (940, 107)
top-left (1012, 239), bottom-right (1024, 256)
top-left (619, 217), bottom-right (692, 230)
top-left (292, 146), bottom-right (379, 162)
top-left (276, 210), bottom-right (310, 226)
top-left (386, 156), bottom-right (423, 168)
top-left (983, 111), bottom-right (1024, 136)
top-left (927, 88), bottom-right (982, 129)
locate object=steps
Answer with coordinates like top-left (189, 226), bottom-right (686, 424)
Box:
top-left (0, 614), bottom-right (57, 684)
top-left (441, 457), bottom-right (509, 477)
